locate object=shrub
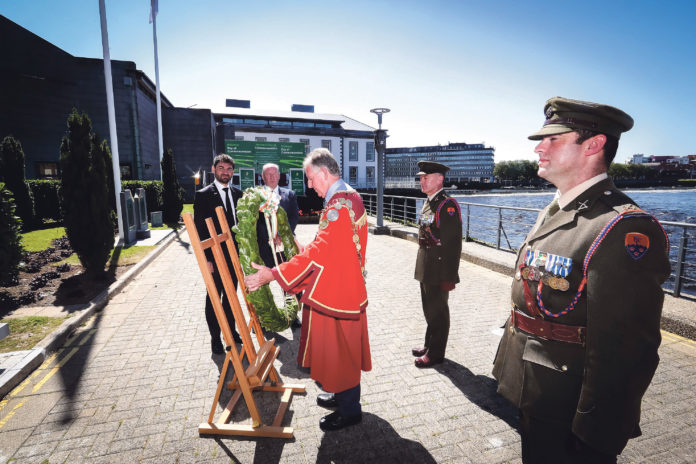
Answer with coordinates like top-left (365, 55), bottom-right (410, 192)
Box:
top-left (161, 148), bottom-right (184, 224)
top-left (59, 109), bottom-right (114, 276)
top-left (27, 180), bottom-right (62, 222)
top-left (0, 182), bottom-right (25, 285)
top-left (0, 136), bottom-right (35, 229)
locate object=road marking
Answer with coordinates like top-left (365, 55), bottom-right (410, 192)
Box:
top-left (0, 328), bottom-right (97, 429)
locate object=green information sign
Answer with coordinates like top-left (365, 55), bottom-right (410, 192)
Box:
top-left (239, 168), bottom-right (256, 192)
top-left (289, 168), bottom-right (305, 196)
top-left (224, 140), bottom-right (305, 171)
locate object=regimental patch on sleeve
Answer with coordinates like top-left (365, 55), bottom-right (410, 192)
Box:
top-left (625, 232), bottom-right (650, 260)
top-left (447, 206), bottom-right (455, 216)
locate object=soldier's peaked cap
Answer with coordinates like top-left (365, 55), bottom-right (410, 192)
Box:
top-left (528, 96), bottom-right (634, 140)
top-left (417, 161), bottom-right (450, 175)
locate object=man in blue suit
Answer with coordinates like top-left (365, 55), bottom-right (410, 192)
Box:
top-left (257, 163), bottom-right (299, 267)
top-left (257, 163), bottom-right (301, 328)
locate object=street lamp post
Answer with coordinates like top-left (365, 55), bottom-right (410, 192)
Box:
top-left (370, 108), bottom-right (390, 234)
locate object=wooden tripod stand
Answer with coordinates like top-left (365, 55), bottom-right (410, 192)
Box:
top-left (183, 206), bottom-right (305, 439)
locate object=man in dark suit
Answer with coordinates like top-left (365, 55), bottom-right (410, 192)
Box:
top-left (492, 97), bottom-right (670, 463)
top-left (412, 161), bottom-right (462, 368)
top-left (194, 153), bottom-right (243, 355)
top-left (256, 163), bottom-right (299, 267)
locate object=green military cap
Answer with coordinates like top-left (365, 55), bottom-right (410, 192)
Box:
top-left (417, 161), bottom-right (450, 176)
top-left (528, 96), bottom-right (634, 140)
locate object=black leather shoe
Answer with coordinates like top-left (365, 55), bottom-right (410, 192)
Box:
top-left (316, 393), bottom-right (338, 408)
top-left (319, 411), bottom-right (362, 431)
top-left (412, 347), bottom-right (427, 357)
top-left (414, 354), bottom-right (444, 368)
top-left (211, 339), bottom-right (224, 355)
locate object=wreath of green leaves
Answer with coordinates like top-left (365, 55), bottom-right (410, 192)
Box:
top-left (232, 186), bottom-right (301, 331)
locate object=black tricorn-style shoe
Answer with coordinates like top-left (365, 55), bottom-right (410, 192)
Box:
top-left (316, 393), bottom-right (338, 408)
top-left (319, 411), bottom-right (362, 431)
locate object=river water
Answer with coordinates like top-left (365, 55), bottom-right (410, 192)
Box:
top-left (453, 188), bottom-right (696, 296)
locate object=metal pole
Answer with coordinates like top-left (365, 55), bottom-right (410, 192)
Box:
top-left (99, 0), bottom-right (124, 241)
top-left (152, 8), bottom-right (164, 180)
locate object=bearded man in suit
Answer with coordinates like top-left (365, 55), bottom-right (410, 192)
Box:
top-left (194, 153), bottom-right (243, 354)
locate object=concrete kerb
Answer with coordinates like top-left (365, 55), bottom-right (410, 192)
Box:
top-left (0, 228), bottom-right (179, 399)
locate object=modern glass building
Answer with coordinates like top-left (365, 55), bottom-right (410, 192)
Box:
top-left (385, 142), bottom-right (495, 188)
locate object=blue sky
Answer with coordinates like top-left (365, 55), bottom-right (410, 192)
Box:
top-left (3, 0), bottom-right (695, 162)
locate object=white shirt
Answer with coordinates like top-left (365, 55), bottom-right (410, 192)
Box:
top-left (213, 179), bottom-right (237, 224)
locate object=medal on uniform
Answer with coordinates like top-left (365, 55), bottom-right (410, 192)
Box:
top-left (556, 278), bottom-right (570, 291)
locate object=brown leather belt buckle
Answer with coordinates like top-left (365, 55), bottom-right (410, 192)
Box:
top-left (511, 307), bottom-right (585, 345)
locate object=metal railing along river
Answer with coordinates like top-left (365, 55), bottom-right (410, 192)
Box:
top-left (362, 193), bottom-right (696, 298)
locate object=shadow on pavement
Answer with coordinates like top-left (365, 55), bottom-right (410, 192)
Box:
top-left (435, 359), bottom-right (519, 430)
top-left (316, 413), bottom-right (436, 463)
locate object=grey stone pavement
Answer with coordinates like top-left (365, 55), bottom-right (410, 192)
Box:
top-left (0, 222), bottom-right (695, 463)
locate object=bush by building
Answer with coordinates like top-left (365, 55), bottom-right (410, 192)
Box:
top-left (27, 180), bottom-right (62, 222)
top-left (161, 148), bottom-right (184, 224)
top-left (0, 136), bottom-right (35, 230)
top-left (0, 182), bottom-right (25, 286)
top-left (122, 180), bottom-right (163, 213)
top-left (59, 109), bottom-right (114, 276)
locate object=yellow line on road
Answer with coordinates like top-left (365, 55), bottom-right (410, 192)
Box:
top-left (0, 327), bottom-right (98, 429)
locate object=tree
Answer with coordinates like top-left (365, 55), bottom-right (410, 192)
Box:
top-left (59, 109), bottom-right (114, 276)
top-left (0, 182), bottom-right (24, 286)
top-left (160, 148), bottom-right (184, 224)
top-left (0, 136), bottom-right (35, 230)
top-left (93, 133), bottom-right (117, 223)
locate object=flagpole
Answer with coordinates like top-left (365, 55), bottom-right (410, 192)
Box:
top-left (98, 0), bottom-right (124, 241)
top-left (151, 0), bottom-right (164, 179)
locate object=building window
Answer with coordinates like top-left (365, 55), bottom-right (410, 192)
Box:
top-left (300, 138), bottom-right (311, 154)
top-left (366, 142), bottom-right (375, 162)
top-left (366, 166), bottom-right (375, 185)
top-left (36, 162), bottom-right (59, 179)
top-left (279, 137), bottom-right (290, 142)
top-left (255, 137), bottom-right (267, 142)
top-left (321, 139), bottom-right (331, 151)
top-left (234, 136), bottom-right (244, 140)
top-left (349, 141), bottom-right (358, 161)
top-left (349, 166), bottom-right (358, 184)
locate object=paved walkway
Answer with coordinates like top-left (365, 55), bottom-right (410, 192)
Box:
top-left (0, 224), bottom-right (695, 463)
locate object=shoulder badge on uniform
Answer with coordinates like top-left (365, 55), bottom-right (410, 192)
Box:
top-left (447, 206), bottom-right (455, 216)
top-left (326, 209), bottom-right (340, 222)
top-left (625, 232), bottom-right (650, 260)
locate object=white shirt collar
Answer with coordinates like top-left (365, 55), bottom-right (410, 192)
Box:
top-left (557, 172), bottom-right (608, 209)
top-left (428, 188), bottom-right (444, 201)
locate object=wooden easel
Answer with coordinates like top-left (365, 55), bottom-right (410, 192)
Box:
top-left (182, 206), bottom-right (305, 439)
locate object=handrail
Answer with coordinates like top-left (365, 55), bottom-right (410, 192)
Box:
top-left (360, 192), bottom-right (696, 299)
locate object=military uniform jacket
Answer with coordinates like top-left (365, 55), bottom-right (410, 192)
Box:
top-left (414, 190), bottom-right (463, 284)
top-left (492, 178), bottom-right (670, 455)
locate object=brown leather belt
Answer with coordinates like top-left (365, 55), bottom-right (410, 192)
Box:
top-left (511, 308), bottom-right (585, 345)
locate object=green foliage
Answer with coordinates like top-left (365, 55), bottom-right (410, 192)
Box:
top-left (59, 109), bottom-right (114, 276)
top-left (0, 136), bottom-right (35, 229)
top-left (493, 160), bottom-right (539, 182)
top-left (122, 180), bottom-right (163, 213)
top-left (609, 163), bottom-right (659, 180)
top-left (27, 180), bottom-right (62, 222)
top-left (93, 134), bottom-right (116, 216)
top-left (0, 182), bottom-right (25, 285)
top-left (160, 148), bottom-right (184, 224)
top-left (0, 316), bottom-right (68, 353)
top-left (232, 186), bottom-right (300, 331)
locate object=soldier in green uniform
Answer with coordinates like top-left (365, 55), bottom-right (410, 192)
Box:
top-left (492, 97), bottom-right (671, 463)
top-left (413, 161), bottom-right (463, 368)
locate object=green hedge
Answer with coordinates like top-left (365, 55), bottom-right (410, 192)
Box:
top-left (27, 180), bottom-right (62, 222)
top-left (0, 182), bottom-right (25, 285)
top-left (122, 180), bottom-right (163, 213)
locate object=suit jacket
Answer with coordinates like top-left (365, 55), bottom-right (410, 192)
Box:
top-left (257, 186), bottom-right (299, 267)
top-left (492, 178), bottom-right (670, 455)
top-left (414, 190), bottom-right (462, 285)
top-left (193, 182), bottom-right (242, 268)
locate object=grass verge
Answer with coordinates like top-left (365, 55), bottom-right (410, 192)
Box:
top-left (58, 245), bottom-right (156, 267)
top-left (21, 227), bottom-right (66, 252)
top-left (0, 316), bottom-right (69, 353)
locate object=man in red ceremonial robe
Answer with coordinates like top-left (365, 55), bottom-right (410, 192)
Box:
top-left (245, 148), bottom-right (371, 432)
